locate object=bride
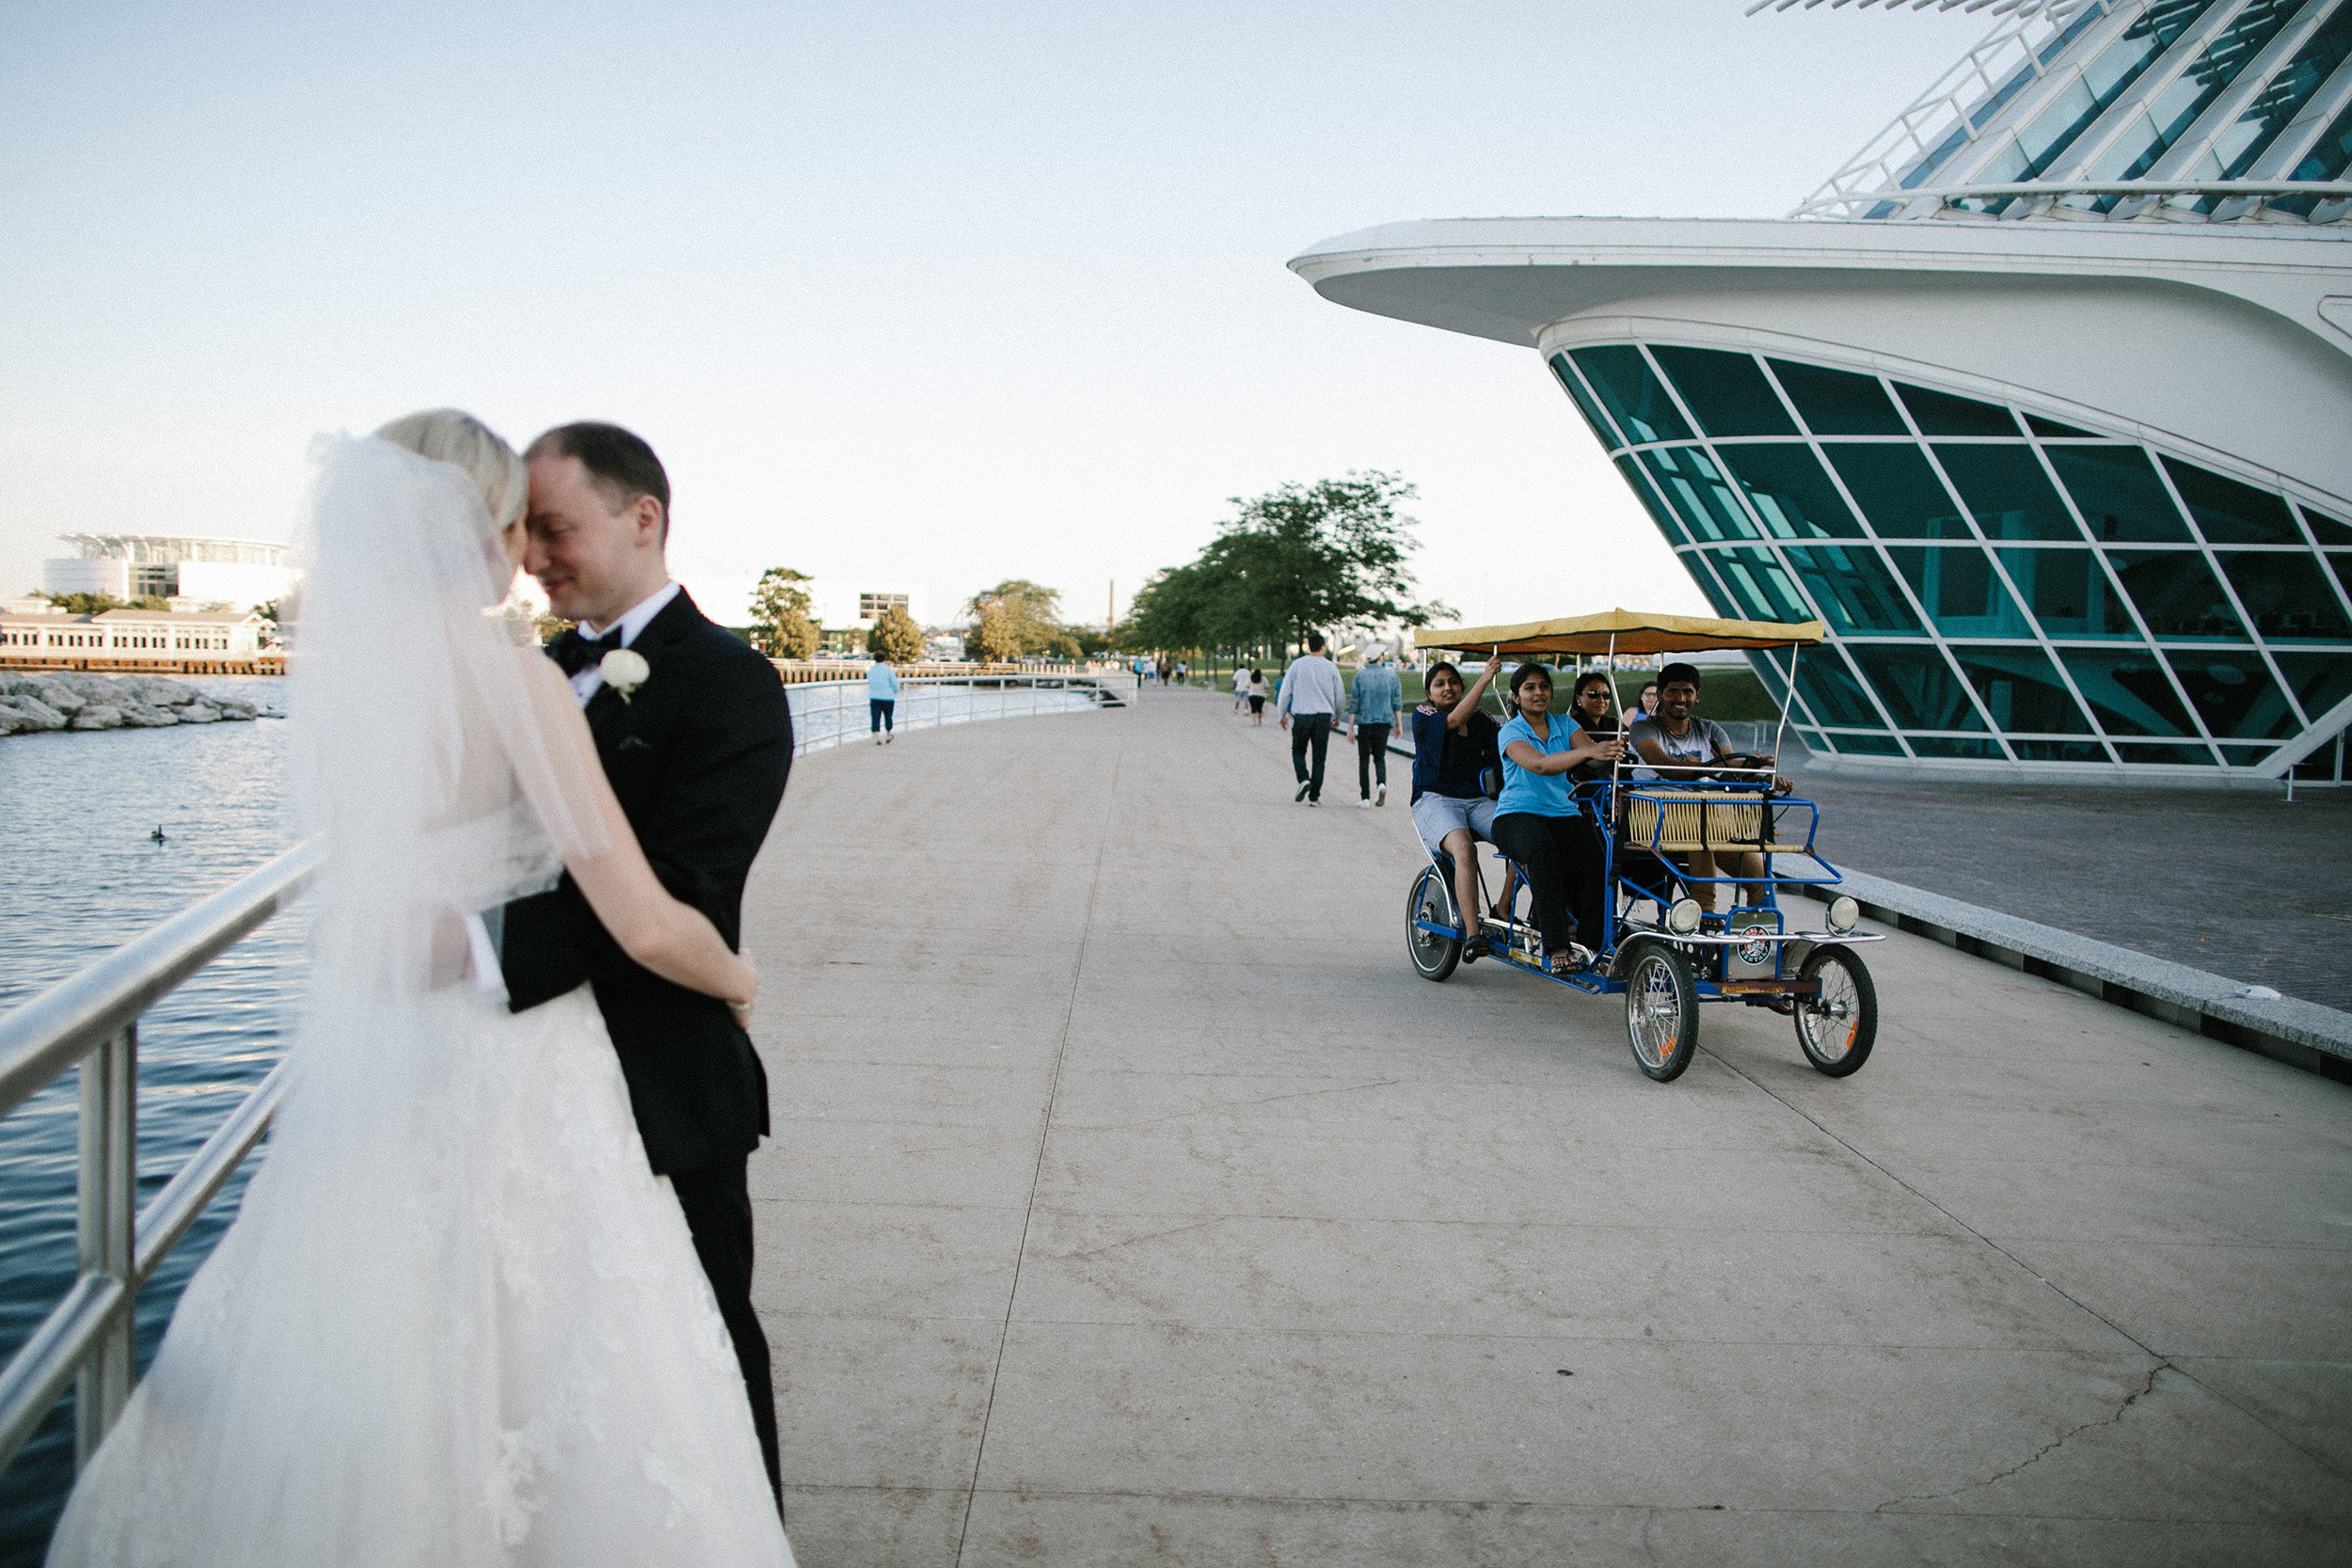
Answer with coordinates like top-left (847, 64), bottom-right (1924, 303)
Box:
top-left (46, 413), bottom-right (795, 1565)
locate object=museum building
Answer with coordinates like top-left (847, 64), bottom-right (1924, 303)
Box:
top-left (1293, 0), bottom-right (2352, 783)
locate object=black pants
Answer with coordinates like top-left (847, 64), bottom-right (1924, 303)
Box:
top-left (869, 698), bottom-right (895, 733)
top-left (670, 1156), bottom-right (781, 1507)
top-left (1289, 712), bottom-right (1332, 800)
top-left (1492, 810), bottom-right (1607, 957)
top-left (1356, 722), bottom-right (1391, 798)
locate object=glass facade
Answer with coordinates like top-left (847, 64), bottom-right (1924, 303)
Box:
top-left (1552, 341), bottom-right (2352, 772)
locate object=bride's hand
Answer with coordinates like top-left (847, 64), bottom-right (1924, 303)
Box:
top-left (725, 955), bottom-right (758, 1032)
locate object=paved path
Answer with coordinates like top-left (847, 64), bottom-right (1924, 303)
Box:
top-left (739, 691), bottom-right (2352, 1567)
top-left (1781, 756), bottom-right (2352, 1013)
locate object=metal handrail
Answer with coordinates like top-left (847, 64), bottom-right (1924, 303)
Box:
top-left (0, 838), bottom-right (321, 1475)
top-left (1797, 177), bottom-right (2352, 217)
top-left (783, 671), bottom-right (1137, 758)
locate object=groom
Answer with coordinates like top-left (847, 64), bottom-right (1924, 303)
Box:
top-left (494, 422), bottom-right (794, 1501)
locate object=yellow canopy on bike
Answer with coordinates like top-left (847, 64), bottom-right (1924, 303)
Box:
top-left (1413, 609), bottom-right (1823, 657)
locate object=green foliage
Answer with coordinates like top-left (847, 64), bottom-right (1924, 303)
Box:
top-left (868, 602), bottom-right (924, 664)
top-left (1121, 472), bottom-right (1451, 656)
top-left (45, 591), bottom-right (122, 615)
top-left (750, 567), bottom-right (818, 659)
top-left (254, 598), bottom-right (281, 624)
top-left (965, 579), bottom-right (1062, 658)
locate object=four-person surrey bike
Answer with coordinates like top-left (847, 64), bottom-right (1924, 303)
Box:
top-left (1403, 610), bottom-right (1883, 1083)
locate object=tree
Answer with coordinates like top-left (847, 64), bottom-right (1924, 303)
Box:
top-left (750, 567), bottom-right (818, 659)
top-left (868, 602), bottom-right (923, 664)
top-left (1208, 472), bottom-right (1450, 650)
top-left (963, 579), bottom-right (1062, 657)
top-left (45, 591), bottom-right (122, 615)
top-left (972, 601), bottom-right (1023, 663)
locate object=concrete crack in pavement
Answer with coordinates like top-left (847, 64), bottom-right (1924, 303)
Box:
top-left (1873, 1361), bottom-right (2168, 1514)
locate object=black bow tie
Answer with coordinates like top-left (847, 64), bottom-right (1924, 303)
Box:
top-left (551, 626), bottom-right (624, 676)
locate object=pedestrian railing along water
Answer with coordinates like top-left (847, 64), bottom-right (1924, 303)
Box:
top-left (787, 672), bottom-right (1136, 757)
top-left (0, 839), bottom-right (321, 1478)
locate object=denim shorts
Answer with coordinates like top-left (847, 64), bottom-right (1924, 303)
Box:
top-left (1410, 792), bottom-right (1495, 854)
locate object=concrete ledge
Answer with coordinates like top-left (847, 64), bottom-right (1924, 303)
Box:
top-left (1794, 869), bottom-right (2352, 1083)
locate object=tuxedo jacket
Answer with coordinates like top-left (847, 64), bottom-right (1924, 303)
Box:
top-left (499, 589), bottom-right (794, 1176)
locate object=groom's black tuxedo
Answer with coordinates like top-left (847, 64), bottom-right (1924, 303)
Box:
top-left (498, 587), bottom-right (792, 1173)
top-left (496, 585), bottom-right (792, 1501)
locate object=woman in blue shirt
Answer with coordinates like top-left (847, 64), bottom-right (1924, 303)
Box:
top-left (866, 656), bottom-right (899, 744)
top-left (1492, 663), bottom-right (1621, 973)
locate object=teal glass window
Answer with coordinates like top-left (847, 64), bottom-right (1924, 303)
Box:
top-left (1684, 554), bottom-right (1747, 623)
top-left (2012, 739), bottom-right (2112, 763)
top-left (1995, 546), bottom-right (2137, 639)
top-left (2219, 745), bottom-right (2280, 767)
top-left (2331, 552), bottom-right (2352, 605)
top-left (1783, 545), bottom-right (1924, 635)
top-left (1822, 731), bottom-right (1906, 756)
top-left (2303, 506), bottom-right (2352, 545)
top-left (1947, 645), bottom-right (2095, 734)
top-left (2214, 552), bottom-right (2352, 641)
top-left (2058, 649), bottom-right (2195, 736)
top-left (1912, 737), bottom-right (2005, 760)
top-left (1895, 383), bottom-right (2021, 437)
top-left (2162, 456), bottom-right (2300, 545)
top-left (1649, 347), bottom-right (1798, 437)
top-left (1708, 546), bottom-right (1813, 624)
top-left (1770, 361), bottom-right (1906, 436)
top-left (2045, 446), bottom-right (2193, 542)
top-left (2025, 413), bottom-right (2097, 438)
top-left (1789, 649), bottom-right (1888, 729)
top-left (1746, 647), bottom-right (1792, 707)
top-left (1932, 445), bottom-right (2084, 542)
top-left (1613, 457), bottom-right (1685, 546)
top-left (1717, 445), bottom-right (1866, 539)
top-left (1845, 643), bottom-right (1986, 731)
top-left (1643, 448), bottom-right (1758, 542)
top-left (1822, 445), bottom-right (1968, 538)
top-left (2165, 651), bottom-right (2299, 740)
top-left (2271, 652), bottom-right (2352, 724)
top-left (1569, 347), bottom-right (1692, 445)
top-left (2106, 551), bottom-right (2249, 641)
top-left (2110, 742), bottom-right (2217, 767)
top-left (1885, 546), bottom-right (2030, 636)
top-left (1550, 355), bottom-right (1624, 450)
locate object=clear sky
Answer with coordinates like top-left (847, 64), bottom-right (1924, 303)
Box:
top-left (0, 1), bottom-right (1992, 631)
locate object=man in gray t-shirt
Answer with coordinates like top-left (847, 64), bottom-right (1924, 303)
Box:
top-left (1627, 662), bottom-right (1777, 911)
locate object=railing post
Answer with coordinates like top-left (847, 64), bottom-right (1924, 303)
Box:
top-left (73, 1021), bottom-right (135, 1467)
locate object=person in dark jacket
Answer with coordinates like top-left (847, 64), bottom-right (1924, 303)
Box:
top-left (1408, 655), bottom-right (1506, 948)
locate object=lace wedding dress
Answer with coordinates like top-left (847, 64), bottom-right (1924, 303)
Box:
top-left (46, 438), bottom-right (793, 1566)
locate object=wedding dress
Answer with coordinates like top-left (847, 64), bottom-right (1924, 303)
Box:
top-left (46, 438), bottom-right (793, 1566)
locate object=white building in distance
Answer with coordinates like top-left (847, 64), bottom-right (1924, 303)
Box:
top-left (43, 534), bottom-right (295, 611)
top-left (675, 576), bottom-right (930, 635)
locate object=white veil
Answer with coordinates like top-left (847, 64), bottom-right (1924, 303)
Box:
top-left (70, 436), bottom-right (619, 1560)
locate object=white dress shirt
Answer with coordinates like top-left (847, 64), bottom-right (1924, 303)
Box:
top-left (568, 579), bottom-right (682, 707)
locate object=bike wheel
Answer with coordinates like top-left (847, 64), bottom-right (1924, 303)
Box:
top-left (1623, 942), bottom-right (1699, 1082)
top-left (1794, 946), bottom-right (1877, 1076)
top-left (1406, 866), bottom-right (1462, 983)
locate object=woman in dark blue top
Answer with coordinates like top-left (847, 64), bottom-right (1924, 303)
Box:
top-left (1409, 655), bottom-right (1505, 945)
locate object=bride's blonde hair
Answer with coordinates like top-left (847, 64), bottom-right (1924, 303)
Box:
top-left (372, 409), bottom-right (529, 536)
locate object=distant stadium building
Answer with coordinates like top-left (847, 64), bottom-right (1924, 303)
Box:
top-left (42, 534), bottom-right (294, 611)
top-left (1293, 0), bottom-right (2352, 784)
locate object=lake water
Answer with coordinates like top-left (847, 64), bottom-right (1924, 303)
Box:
top-left (0, 678), bottom-right (299, 1564)
top-left (0, 675), bottom-right (1104, 1562)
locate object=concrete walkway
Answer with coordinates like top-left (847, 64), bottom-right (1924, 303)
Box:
top-left (739, 690), bottom-right (2352, 1567)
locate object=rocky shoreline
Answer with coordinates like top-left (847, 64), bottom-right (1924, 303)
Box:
top-left (0, 672), bottom-right (273, 736)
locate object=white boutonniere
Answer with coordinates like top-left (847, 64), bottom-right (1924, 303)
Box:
top-left (599, 648), bottom-right (652, 703)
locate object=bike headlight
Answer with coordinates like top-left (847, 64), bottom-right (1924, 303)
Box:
top-left (1827, 895), bottom-right (1859, 934)
top-left (1666, 897), bottom-right (1703, 936)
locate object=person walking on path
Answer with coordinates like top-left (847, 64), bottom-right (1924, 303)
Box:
top-left (1232, 665), bottom-right (1248, 712)
top-left (1247, 667), bottom-right (1267, 724)
top-left (1277, 633), bottom-right (1344, 805)
top-left (1347, 650), bottom-right (1402, 808)
top-left (867, 653), bottom-right (898, 744)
